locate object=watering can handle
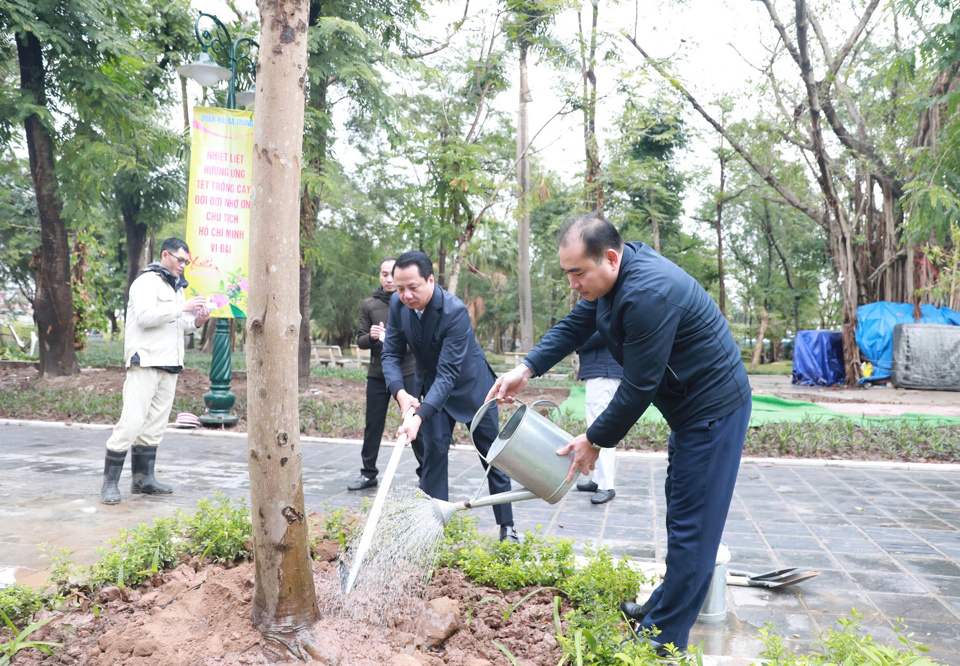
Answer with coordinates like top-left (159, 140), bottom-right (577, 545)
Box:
top-left (469, 398), bottom-right (508, 460)
top-left (530, 400), bottom-right (562, 423)
top-left (469, 399), bottom-right (562, 457)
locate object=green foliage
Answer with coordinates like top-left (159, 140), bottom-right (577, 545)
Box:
top-left (0, 585), bottom-right (48, 629)
top-left (314, 505), bottom-right (358, 549)
top-left (38, 544), bottom-right (77, 594)
top-left (87, 516), bottom-right (183, 589)
top-left (758, 610), bottom-right (937, 665)
top-left (86, 495), bottom-right (252, 589)
top-left (177, 492), bottom-right (251, 564)
top-left (0, 608), bottom-right (62, 665)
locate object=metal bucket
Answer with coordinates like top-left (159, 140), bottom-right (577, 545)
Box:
top-left (697, 542), bottom-right (730, 623)
top-left (470, 399), bottom-right (578, 505)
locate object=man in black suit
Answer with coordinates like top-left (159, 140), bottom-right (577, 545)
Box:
top-left (381, 250), bottom-right (519, 542)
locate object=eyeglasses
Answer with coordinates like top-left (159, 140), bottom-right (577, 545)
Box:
top-left (166, 253), bottom-right (191, 267)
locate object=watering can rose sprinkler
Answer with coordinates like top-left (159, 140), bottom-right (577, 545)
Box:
top-left (342, 400), bottom-right (582, 595)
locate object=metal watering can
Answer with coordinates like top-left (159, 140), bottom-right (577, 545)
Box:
top-left (430, 399), bottom-right (580, 526)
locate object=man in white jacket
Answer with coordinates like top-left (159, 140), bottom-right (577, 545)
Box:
top-left (100, 238), bottom-right (211, 505)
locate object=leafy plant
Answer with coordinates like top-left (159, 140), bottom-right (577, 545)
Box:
top-left (758, 611), bottom-right (937, 665)
top-left (38, 544), bottom-right (76, 594)
top-left (0, 607), bottom-right (62, 665)
top-left (0, 585), bottom-right (48, 629)
top-left (178, 492), bottom-right (252, 563)
top-left (87, 516), bottom-right (183, 589)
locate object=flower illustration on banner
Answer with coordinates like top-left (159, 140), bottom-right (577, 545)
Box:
top-left (210, 268), bottom-right (249, 317)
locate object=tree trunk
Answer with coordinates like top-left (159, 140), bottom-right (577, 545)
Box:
top-left (579, 0), bottom-right (602, 211)
top-left (16, 31), bottom-right (78, 377)
top-left (715, 143), bottom-right (727, 317)
top-left (122, 200), bottom-right (147, 315)
top-left (517, 46), bottom-right (534, 353)
top-left (297, 51), bottom-right (327, 391)
top-left (298, 190), bottom-right (318, 391)
top-left (246, 1), bottom-right (319, 660)
top-left (750, 310), bottom-right (770, 371)
top-left (648, 189), bottom-right (660, 253)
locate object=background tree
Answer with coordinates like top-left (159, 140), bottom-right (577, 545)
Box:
top-left (504, 0), bottom-right (563, 352)
top-left (295, 0), bottom-right (430, 387)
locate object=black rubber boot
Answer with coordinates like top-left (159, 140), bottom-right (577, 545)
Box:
top-left (130, 445), bottom-right (173, 495)
top-left (100, 449), bottom-right (126, 505)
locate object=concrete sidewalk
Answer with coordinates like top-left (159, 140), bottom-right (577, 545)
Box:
top-left (2, 420), bottom-right (959, 662)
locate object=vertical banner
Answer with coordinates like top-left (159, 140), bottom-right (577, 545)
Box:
top-left (183, 105), bottom-right (253, 318)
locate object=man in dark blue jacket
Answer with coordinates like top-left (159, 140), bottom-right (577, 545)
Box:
top-left (488, 212), bottom-right (751, 652)
top-left (382, 250), bottom-right (519, 542)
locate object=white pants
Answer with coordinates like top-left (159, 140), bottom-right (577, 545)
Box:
top-left (585, 376), bottom-right (619, 490)
top-left (105, 366), bottom-right (179, 452)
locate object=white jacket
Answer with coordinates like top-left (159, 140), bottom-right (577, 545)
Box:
top-left (124, 267), bottom-right (199, 368)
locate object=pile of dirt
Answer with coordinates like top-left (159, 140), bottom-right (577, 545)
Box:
top-left (13, 543), bottom-right (566, 666)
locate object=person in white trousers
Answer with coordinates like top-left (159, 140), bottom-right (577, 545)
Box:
top-left (100, 238), bottom-right (210, 505)
top-left (576, 332), bottom-right (620, 503)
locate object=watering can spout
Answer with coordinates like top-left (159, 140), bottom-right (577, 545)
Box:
top-left (431, 489), bottom-right (540, 526)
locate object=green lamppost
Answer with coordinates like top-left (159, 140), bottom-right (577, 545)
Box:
top-left (178, 12), bottom-right (258, 426)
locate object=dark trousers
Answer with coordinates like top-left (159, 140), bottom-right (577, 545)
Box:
top-left (639, 399), bottom-right (752, 648)
top-left (420, 402), bottom-right (514, 526)
top-left (360, 374), bottom-right (417, 478)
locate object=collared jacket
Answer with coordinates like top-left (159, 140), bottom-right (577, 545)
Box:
top-left (578, 331), bottom-right (623, 381)
top-left (381, 285), bottom-right (495, 424)
top-left (123, 263), bottom-right (199, 369)
top-left (357, 286), bottom-right (415, 380)
top-left (524, 242), bottom-right (751, 446)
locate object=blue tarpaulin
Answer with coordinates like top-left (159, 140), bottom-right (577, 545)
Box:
top-left (856, 302), bottom-right (960, 383)
top-left (792, 330), bottom-right (845, 386)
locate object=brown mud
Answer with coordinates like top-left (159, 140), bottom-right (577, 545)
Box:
top-left (10, 537), bottom-right (566, 666)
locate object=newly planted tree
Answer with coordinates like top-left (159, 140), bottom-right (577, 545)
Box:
top-left (246, 0), bottom-right (318, 659)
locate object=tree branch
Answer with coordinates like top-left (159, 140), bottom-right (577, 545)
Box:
top-left (622, 31), bottom-right (823, 226)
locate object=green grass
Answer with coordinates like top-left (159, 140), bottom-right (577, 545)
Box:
top-left (744, 360), bottom-right (793, 375)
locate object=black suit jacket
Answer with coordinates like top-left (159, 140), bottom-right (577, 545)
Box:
top-left (381, 285), bottom-right (495, 424)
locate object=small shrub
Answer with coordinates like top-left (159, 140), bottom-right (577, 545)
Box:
top-left (759, 610), bottom-right (937, 664)
top-left (0, 585), bottom-right (48, 628)
top-left (87, 517), bottom-right (183, 589)
top-left (446, 527), bottom-right (576, 590)
top-left (178, 492), bottom-right (252, 563)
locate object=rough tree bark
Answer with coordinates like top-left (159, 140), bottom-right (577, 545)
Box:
top-left (246, 0), bottom-right (319, 659)
top-left (16, 31), bottom-right (78, 377)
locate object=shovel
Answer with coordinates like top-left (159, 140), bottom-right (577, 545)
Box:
top-left (727, 568), bottom-right (820, 588)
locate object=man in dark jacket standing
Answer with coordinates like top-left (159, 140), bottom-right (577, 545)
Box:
top-left (575, 332), bottom-right (621, 504)
top-left (382, 250), bottom-right (519, 542)
top-left (488, 212), bottom-right (751, 653)
top-left (348, 257), bottom-right (417, 491)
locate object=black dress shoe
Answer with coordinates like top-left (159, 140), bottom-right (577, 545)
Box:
top-left (347, 475), bottom-right (378, 491)
top-left (591, 489), bottom-right (616, 504)
top-left (499, 525), bottom-right (520, 543)
top-left (576, 480), bottom-right (598, 492)
top-left (619, 600), bottom-right (651, 622)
